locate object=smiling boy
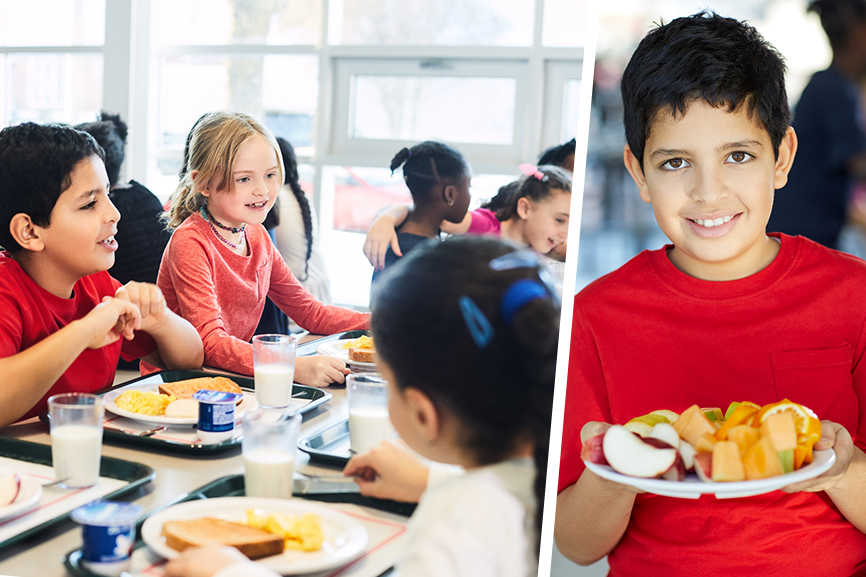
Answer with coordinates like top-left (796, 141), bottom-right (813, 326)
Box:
top-left (0, 122), bottom-right (203, 426)
top-left (555, 12), bottom-right (866, 575)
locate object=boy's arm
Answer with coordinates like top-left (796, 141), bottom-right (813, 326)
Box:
top-left (116, 283), bottom-right (203, 370)
top-left (363, 204), bottom-right (410, 269)
top-left (0, 297), bottom-right (140, 426)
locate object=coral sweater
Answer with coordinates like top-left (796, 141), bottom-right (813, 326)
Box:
top-left (156, 214), bottom-right (368, 375)
top-left (559, 233), bottom-right (866, 576)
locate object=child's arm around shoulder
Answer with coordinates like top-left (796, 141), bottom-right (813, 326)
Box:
top-left (115, 282), bottom-right (203, 370)
top-left (439, 211), bottom-right (472, 235)
top-left (0, 296), bottom-right (141, 427)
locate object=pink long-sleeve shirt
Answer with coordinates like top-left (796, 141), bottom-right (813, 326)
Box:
top-left (155, 213), bottom-right (368, 375)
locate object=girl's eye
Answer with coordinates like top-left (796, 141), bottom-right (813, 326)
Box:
top-left (726, 151), bottom-right (753, 164)
top-left (661, 158), bottom-right (689, 170)
top-left (237, 177), bottom-right (250, 183)
top-left (266, 172), bottom-right (276, 179)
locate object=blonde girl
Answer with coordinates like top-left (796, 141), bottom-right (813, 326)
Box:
top-left (152, 111), bottom-right (368, 386)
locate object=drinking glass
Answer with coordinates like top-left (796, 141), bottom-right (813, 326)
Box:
top-left (253, 334), bottom-right (298, 408)
top-left (346, 373), bottom-right (394, 453)
top-left (242, 409), bottom-right (300, 498)
top-left (48, 393), bottom-right (104, 488)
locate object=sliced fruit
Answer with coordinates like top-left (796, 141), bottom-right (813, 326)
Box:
top-left (679, 440), bottom-right (697, 471)
top-left (723, 402), bottom-right (741, 421)
top-left (602, 425), bottom-right (678, 478)
top-left (759, 412), bottom-right (798, 452)
top-left (702, 407), bottom-right (723, 422)
top-left (711, 441), bottom-right (746, 482)
top-left (672, 405), bottom-right (699, 437)
top-left (742, 435), bottom-right (785, 480)
top-left (694, 451), bottom-right (713, 482)
top-left (677, 406), bottom-right (716, 447)
top-left (648, 423), bottom-right (680, 449)
top-left (753, 399), bottom-right (821, 449)
top-left (715, 402), bottom-right (760, 440)
top-left (624, 413), bottom-right (669, 437)
top-left (0, 473), bottom-right (20, 507)
top-left (580, 433), bottom-right (608, 465)
top-left (726, 424), bottom-right (760, 455)
top-left (649, 409), bottom-right (679, 424)
top-left (778, 449), bottom-right (794, 474)
top-left (694, 432), bottom-right (717, 453)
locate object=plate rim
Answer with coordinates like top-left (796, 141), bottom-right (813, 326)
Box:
top-left (316, 340), bottom-right (377, 368)
top-left (584, 448), bottom-right (836, 498)
top-left (0, 469), bottom-right (42, 522)
top-left (103, 382), bottom-right (254, 426)
top-left (140, 496), bottom-right (369, 573)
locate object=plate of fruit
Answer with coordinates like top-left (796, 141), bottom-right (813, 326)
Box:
top-left (582, 399), bottom-right (836, 499)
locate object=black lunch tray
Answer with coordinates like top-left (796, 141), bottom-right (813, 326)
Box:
top-left (298, 418), bottom-right (353, 467)
top-left (0, 436), bottom-right (155, 553)
top-left (62, 473), bottom-right (414, 577)
top-left (39, 370), bottom-right (332, 455)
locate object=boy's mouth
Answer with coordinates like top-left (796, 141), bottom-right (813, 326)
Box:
top-left (98, 235), bottom-right (118, 250)
top-left (691, 216), bottom-right (733, 228)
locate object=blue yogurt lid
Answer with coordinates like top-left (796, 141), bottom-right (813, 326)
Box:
top-left (71, 501), bottom-right (143, 527)
top-left (193, 390), bottom-right (243, 404)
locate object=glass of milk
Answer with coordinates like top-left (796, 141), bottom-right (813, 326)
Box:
top-left (539, 260), bottom-right (566, 298)
top-left (346, 373), bottom-right (394, 454)
top-left (242, 408), bottom-right (300, 499)
top-left (252, 334), bottom-right (298, 408)
top-left (48, 393), bottom-right (104, 488)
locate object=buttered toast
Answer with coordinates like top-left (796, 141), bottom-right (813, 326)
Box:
top-left (161, 517), bottom-right (284, 560)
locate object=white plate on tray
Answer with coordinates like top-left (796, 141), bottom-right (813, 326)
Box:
top-left (317, 340), bottom-right (377, 369)
top-left (584, 448), bottom-right (836, 499)
top-left (103, 381), bottom-right (256, 427)
top-left (141, 497), bottom-right (369, 574)
top-left (0, 469), bottom-right (42, 522)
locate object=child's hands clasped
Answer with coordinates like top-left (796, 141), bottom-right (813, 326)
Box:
top-left (783, 420), bottom-right (856, 494)
top-left (81, 296), bottom-right (142, 349)
top-left (294, 355), bottom-right (350, 388)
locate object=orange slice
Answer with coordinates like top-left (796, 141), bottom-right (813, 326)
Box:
top-left (753, 399), bottom-right (822, 465)
top-left (714, 401), bottom-right (760, 440)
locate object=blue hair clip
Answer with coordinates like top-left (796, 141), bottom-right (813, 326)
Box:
top-left (500, 279), bottom-right (549, 325)
top-left (459, 296), bottom-right (494, 349)
top-left (489, 250), bottom-right (539, 271)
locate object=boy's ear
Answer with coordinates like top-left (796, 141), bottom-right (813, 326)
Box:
top-left (516, 196), bottom-right (532, 219)
top-left (403, 387), bottom-right (441, 444)
top-left (8, 214), bottom-right (45, 252)
top-left (773, 127), bottom-right (798, 189)
top-left (623, 145), bottom-right (651, 203)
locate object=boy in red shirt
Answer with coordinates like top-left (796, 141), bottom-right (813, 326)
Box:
top-left (555, 11), bottom-right (866, 575)
top-left (0, 122), bottom-right (203, 425)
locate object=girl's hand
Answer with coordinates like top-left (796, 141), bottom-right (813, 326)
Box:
top-left (164, 545), bottom-right (250, 577)
top-left (363, 218), bottom-right (402, 270)
top-left (116, 282), bottom-right (168, 331)
top-left (782, 421), bottom-right (855, 494)
top-left (343, 440), bottom-right (429, 502)
top-left (294, 355), bottom-right (349, 387)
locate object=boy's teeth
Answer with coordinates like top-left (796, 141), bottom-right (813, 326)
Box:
top-left (694, 216), bottom-right (732, 228)
top-left (101, 236), bottom-right (115, 244)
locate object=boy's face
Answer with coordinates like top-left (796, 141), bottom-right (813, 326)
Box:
top-left (624, 100), bottom-right (796, 281)
top-left (35, 155), bottom-right (119, 288)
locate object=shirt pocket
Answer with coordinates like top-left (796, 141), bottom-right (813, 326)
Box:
top-left (770, 344), bottom-right (857, 428)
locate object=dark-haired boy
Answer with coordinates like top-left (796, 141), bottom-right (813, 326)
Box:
top-left (555, 12), bottom-right (866, 575)
top-left (0, 122), bottom-right (203, 426)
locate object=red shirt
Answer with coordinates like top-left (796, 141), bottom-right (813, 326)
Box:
top-left (156, 214), bottom-right (369, 375)
top-left (559, 234), bottom-right (866, 576)
top-left (0, 254), bottom-right (156, 421)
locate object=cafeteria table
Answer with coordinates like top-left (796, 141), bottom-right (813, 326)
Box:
top-left (0, 335), bottom-right (388, 577)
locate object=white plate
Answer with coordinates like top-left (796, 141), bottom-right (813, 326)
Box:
top-left (0, 469), bottom-right (42, 522)
top-left (584, 449), bottom-right (836, 499)
top-left (317, 340), bottom-right (377, 369)
top-left (141, 497), bottom-right (369, 574)
top-left (103, 382), bottom-right (256, 426)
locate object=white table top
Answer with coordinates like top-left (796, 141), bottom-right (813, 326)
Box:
top-left (0, 370), bottom-right (354, 577)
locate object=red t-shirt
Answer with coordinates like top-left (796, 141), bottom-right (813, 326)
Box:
top-left (559, 233), bottom-right (866, 575)
top-left (155, 214), bottom-right (369, 375)
top-left (0, 253), bottom-right (156, 421)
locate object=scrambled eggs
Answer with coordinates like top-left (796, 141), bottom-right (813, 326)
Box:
top-left (246, 510), bottom-right (324, 552)
top-left (115, 390), bottom-right (176, 416)
top-left (342, 335), bottom-right (374, 350)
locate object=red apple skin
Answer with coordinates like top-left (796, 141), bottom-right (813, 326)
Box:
top-left (661, 453), bottom-right (686, 481)
top-left (640, 437), bottom-right (677, 450)
top-left (581, 433), bottom-right (608, 465)
top-left (694, 452), bottom-right (713, 483)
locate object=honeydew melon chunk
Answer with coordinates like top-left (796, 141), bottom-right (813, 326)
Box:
top-left (624, 414), bottom-right (669, 437)
top-left (649, 410), bottom-right (680, 424)
top-left (743, 435), bottom-right (785, 480)
top-left (702, 407), bottom-right (723, 422)
top-left (711, 441), bottom-right (746, 482)
top-left (778, 449), bottom-right (794, 474)
top-left (724, 402), bottom-right (741, 421)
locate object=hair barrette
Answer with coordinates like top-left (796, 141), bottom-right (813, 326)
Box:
top-left (500, 279), bottom-right (550, 326)
top-left (459, 296), bottom-right (494, 349)
top-left (490, 250), bottom-right (539, 271)
top-left (519, 163), bottom-right (549, 182)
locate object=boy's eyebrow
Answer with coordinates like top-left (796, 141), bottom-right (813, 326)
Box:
top-left (73, 188), bottom-right (101, 201)
top-left (648, 140), bottom-right (765, 160)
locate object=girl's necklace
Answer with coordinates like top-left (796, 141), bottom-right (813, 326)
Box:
top-left (201, 207), bottom-right (246, 249)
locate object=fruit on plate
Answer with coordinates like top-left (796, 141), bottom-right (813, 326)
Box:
top-left (0, 473), bottom-right (20, 507)
top-left (600, 425), bottom-right (682, 479)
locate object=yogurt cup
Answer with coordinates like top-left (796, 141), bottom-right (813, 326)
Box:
top-left (71, 501), bottom-right (142, 576)
top-left (194, 390), bottom-right (243, 444)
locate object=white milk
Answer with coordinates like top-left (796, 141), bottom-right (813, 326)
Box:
top-left (254, 364), bottom-right (294, 408)
top-left (51, 425), bottom-right (102, 488)
top-left (244, 448), bottom-right (295, 498)
top-left (349, 407), bottom-right (394, 453)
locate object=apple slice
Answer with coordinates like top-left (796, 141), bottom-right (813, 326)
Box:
top-left (602, 425), bottom-right (678, 478)
top-left (678, 440), bottom-right (697, 472)
top-left (0, 473), bottom-right (20, 507)
top-left (648, 423), bottom-right (680, 449)
top-left (694, 452), bottom-right (713, 483)
top-left (580, 433), bottom-right (608, 466)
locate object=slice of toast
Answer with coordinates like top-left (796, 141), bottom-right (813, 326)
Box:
top-left (161, 517), bottom-right (284, 560)
top-left (158, 377), bottom-right (243, 400)
top-left (348, 348), bottom-right (376, 363)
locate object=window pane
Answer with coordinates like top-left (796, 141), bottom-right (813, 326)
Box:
top-left (564, 79), bottom-right (580, 140)
top-left (543, 0), bottom-right (586, 47)
top-left (336, 0), bottom-right (533, 46)
top-left (151, 0), bottom-right (321, 46)
top-left (156, 54), bottom-right (318, 154)
top-left (332, 166), bottom-right (412, 233)
top-left (4, 54), bottom-right (103, 126)
top-left (0, 0), bottom-right (104, 46)
top-left (351, 75), bottom-right (516, 144)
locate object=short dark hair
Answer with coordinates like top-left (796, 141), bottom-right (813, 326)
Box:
top-left (389, 141), bottom-right (470, 203)
top-left (537, 138), bottom-right (576, 169)
top-left (808, 0), bottom-right (866, 50)
top-left (75, 111), bottom-right (128, 187)
top-left (621, 11), bottom-right (791, 170)
top-left (0, 122), bottom-right (104, 252)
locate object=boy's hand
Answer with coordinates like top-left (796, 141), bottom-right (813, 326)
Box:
top-left (363, 217), bottom-right (402, 270)
top-left (294, 355), bottom-right (349, 388)
top-left (81, 297), bottom-right (142, 349)
top-left (782, 421), bottom-right (855, 494)
top-left (343, 440), bottom-right (429, 502)
top-left (116, 282), bottom-right (168, 331)
top-left (580, 421), bottom-right (646, 494)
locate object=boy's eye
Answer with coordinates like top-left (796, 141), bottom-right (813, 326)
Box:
top-left (726, 151), bottom-right (753, 164)
top-left (81, 199), bottom-right (97, 210)
top-left (661, 158), bottom-right (689, 170)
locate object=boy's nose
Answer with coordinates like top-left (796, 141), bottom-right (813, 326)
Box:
top-left (105, 194), bottom-right (121, 222)
top-left (689, 167), bottom-right (727, 203)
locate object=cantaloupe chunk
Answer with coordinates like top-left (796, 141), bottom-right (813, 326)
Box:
top-left (711, 441), bottom-right (745, 482)
top-left (759, 412), bottom-right (797, 452)
top-left (726, 424), bottom-right (760, 455)
top-left (672, 405), bottom-right (699, 437)
top-left (694, 432), bottom-right (717, 453)
top-left (742, 435), bottom-right (785, 480)
top-left (677, 406), bottom-right (717, 447)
